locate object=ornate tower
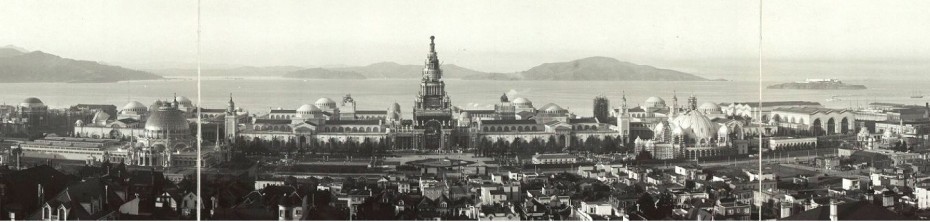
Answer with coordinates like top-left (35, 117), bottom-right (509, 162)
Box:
top-left (413, 36), bottom-right (455, 150)
top-left (224, 94), bottom-right (238, 142)
top-left (688, 94), bottom-right (698, 111)
top-left (670, 91), bottom-right (679, 118)
top-left (617, 92), bottom-right (631, 142)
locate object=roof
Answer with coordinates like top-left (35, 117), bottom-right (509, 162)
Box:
top-left (325, 119), bottom-right (382, 125)
top-left (269, 109), bottom-right (296, 114)
top-left (254, 119), bottom-right (292, 125)
top-left (571, 117), bottom-right (599, 124)
top-left (197, 108), bottom-right (226, 113)
top-left (781, 201), bottom-right (913, 220)
top-left (534, 153), bottom-right (576, 159)
top-left (356, 110), bottom-right (387, 115)
top-left (464, 109), bottom-right (496, 114)
top-left (773, 107), bottom-right (852, 115)
top-left (727, 101), bottom-right (822, 108)
top-left (480, 119), bottom-right (537, 125)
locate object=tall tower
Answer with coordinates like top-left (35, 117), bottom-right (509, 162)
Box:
top-left (413, 36), bottom-right (455, 150)
top-left (670, 91), bottom-right (679, 117)
top-left (688, 94), bottom-right (698, 111)
top-left (617, 92), bottom-right (631, 142)
top-left (593, 96), bottom-right (610, 123)
top-left (224, 94), bottom-right (238, 142)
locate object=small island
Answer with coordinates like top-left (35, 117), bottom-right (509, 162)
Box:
top-left (767, 79), bottom-right (866, 90)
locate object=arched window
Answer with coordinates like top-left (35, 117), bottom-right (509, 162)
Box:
top-left (483, 127), bottom-right (489, 131)
top-left (532, 126), bottom-right (538, 131)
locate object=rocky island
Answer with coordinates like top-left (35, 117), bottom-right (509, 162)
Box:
top-left (767, 79), bottom-right (866, 90)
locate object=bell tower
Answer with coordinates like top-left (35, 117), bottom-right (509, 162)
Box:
top-left (224, 94), bottom-right (238, 142)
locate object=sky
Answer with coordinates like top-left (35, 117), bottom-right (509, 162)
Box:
top-left (0, 0), bottom-right (928, 81)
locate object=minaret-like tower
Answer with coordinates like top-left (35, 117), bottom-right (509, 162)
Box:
top-left (617, 91), bottom-right (631, 142)
top-left (670, 91), bottom-right (679, 117)
top-left (688, 94), bottom-right (698, 111)
top-left (413, 36), bottom-right (455, 150)
top-left (224, 94), bottom-right (238, 142)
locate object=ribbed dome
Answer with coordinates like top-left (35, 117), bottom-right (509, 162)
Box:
top-left (297, 104), bottom-right (321, 113)
top-left (122, 101), bottom-right (147, 112)
top-left (513, 97), bottom-right (532, 105)
top-left (670, 110), bottom-right (718, 141)
top-left (315, 97), bottom-right (337, 110)
top-left (644, 96), bottom-right (666, 109)
top-left (145, 106), bottom-right (190, 131)
top-left (20, 97), bottom-right (45, 108)
top-left (175, 96), bottom-right (193, 105)
top-left (698, 102), bottom-right (721, 113)
top-left (539, 103), bottom-right (566, 113)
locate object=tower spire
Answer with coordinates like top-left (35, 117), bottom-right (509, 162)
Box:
top-left (430, 35), bottom-right (435, 52)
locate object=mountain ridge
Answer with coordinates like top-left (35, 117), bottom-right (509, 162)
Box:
top-left (0, 50), bottom-right (162, 83)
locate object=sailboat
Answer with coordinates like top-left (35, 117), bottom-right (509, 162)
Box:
top-left (911, 90), bottom-right (924, 98)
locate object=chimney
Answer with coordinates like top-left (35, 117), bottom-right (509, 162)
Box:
top-left (829, 199), bottom-right (838, 221)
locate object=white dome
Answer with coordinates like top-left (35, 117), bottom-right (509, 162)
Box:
top-left (670, 110), bottom-right (718, 141)
top-left (297, 104), bottom-right (321, 113)
top-left (717, 124), bottom-right (730, 135)
top-left (315, 97), bottom-right (337, 110)
top-left (644, 96), bottom-right (666, 109)
top-left (513, 97), bottom-right (532, 105)
top-left (698, 102), bottom-right (721, 114)
top-left (122, 101), bottom-right (147, 112)
top-left (175, 96), bottom-right (193, 105)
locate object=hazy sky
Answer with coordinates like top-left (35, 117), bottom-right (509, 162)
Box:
top-left (1, 0), bottom-right (928, 80)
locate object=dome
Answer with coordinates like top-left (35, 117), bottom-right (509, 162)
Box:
top-left (388, 102), bottom-right (401, 113)
top-left (315, 97), bottom-right (337, 110)
top-left (653, 121), bottom-right (667, 133)
top-left (19, 97), bottom-right (45, 108)
top-left (670, 110), bottom-right (718, 141)
top-left (92, 111), bottom-right (110, 123)
top-left (513, 97), bottom-right (532, 105)
top-left (296, 104), bottom-right (321, 113)
top-left (122, 101), bottom-right (147, 112)
top-left (144, 107), bottom-right (190, 132)
top-left (539, 103), bottom-right (566, 113)
top-left (644, 96), bottom-right (666, 109)
top-left (718, 124), bottom-right (730, 135)
top-left (175, 96), bottom-right (193, 105)
top-left (75, 119), bottom-right (85, 126)
top-left (698, 102), bottom-right (721, 114)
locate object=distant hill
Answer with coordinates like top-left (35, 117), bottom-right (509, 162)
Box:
top-left (0, 48), bottom-right (162, 83)
top-left (143, 56), bottom-right (707, 81)
top-left (767, 81), bottom-right (867, 90)
top-left (515, 56), bottom-right (707, 81)
top-left (283, 68), bottom-right (366, 79)
top-left (329, 62), bottom-right (488, 79)
top-left (148, 66), bottom-right (304, 77)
